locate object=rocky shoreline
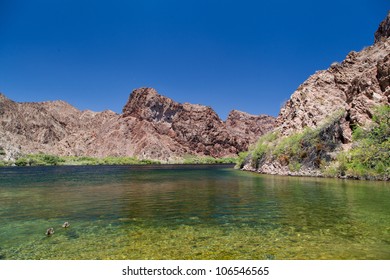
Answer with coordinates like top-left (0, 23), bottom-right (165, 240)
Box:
top-left (239, 12), bottom-right (390, 181)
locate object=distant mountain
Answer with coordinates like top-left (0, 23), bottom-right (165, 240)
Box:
top-left (241, 11), bottom-right (390, 180)
top-left (0, 88), bottom-right (275, 162)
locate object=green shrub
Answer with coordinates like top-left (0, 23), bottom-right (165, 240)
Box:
top-left (371, 105), bottom-right (390, 143)
top-left (42, 154), bottom-right (64, 165)
top-left (288, 161), bottom-right (301, 172)
top-left (183, 155), bottom-right (236, 164)
top-left (14, 154), bottom-right (66, 166)
top-left (139, 159), bottom-right (161, 165)
top-left (249, 131), bottom-right (280, 168)
top-left (15, 157), bottom-right (29, 166)
top-left (10, 154), bottom-right (162, 167)
top-left (236, 151), bottom-right (249, 168)
top-left (273, 131), bottom-right (305, 158)
top-left (327, 105), bottom-right (390, 179)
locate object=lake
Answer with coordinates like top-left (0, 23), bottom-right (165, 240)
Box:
top-left (0, 164), bottom-right (389, 260)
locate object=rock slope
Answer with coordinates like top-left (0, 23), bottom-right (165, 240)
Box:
top-left (278, 11), bottom-right (390, 140)
top-left (242, 11), bottom-right (390, 177)
top-left (0, 88), bottom-right (275, 162)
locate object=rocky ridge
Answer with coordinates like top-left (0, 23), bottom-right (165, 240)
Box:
top-left (0, 89), bottom-right (275, 162)
top-left (242, 11), bottom-right (390, 177)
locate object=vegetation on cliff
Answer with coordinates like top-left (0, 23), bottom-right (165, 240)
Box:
top-left (238, 110), bottom-right (345, 172)
top-left (326, 105), bottom-right (390, 180)
top-left (0, 154), bottom-right (160, 167)
top-left (181, 155), bottom-right (236, 164)
top-left (239, 106), bottom-right (390, 180)
top-left (0, 154), bottom-right (236, 167)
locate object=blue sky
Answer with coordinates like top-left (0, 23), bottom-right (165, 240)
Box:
top-left (1, 1), bottom-right (388, 119)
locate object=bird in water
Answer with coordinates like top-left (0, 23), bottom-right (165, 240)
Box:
top-left (62, 222), bottom-right (70, 228)
top-left (45, 228), bottom-right (54, 236)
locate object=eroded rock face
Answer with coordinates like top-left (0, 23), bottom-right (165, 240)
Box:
top-left (0, 89), bottom-right (276, 162)
top-left (375, 11), bottom-right (390, 43)
top-left (226, 110), bottom-right (276, 140)
top-left (0, 93), bottom-right (119, 160)
top-left (377, 53), bottom-right (390, 101)
top-left (119, 88), bottom-right (276, 160)
top-left (122, 88), bottom-right (181, 122)
top-left (244, 11), bottom-right (390, 177)
top-left (277, 32), bottom-right (390, 142)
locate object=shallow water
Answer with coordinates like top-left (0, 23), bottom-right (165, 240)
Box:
top-left (0, 165), bottom-right (389, 260)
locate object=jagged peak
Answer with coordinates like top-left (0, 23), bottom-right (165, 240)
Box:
top-left (375, 11), bottom-right (390, 43)
top-left (122, 87), bottom-right (180, 121)
top-left (122, 87), bottom-right (162, 115)
top-left (131, 87), bottom-right (159, 96)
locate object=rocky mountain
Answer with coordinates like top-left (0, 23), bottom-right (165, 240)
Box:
top-left (242, 11), bottom-right (390, 178)
top-left (121, 88), bottom-right (275, 160)
top-left (0, 88), bottom-right (275, 162)
top-left (278, 14), bottom-right (390, 140)
top-left (375, 11), bottom-right (390, 43)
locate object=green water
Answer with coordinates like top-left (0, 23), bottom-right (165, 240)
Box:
top-left (0, 165), bottom-right (389, 260)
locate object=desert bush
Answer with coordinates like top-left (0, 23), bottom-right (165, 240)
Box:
top-left (236, 151), bottom-right (249, 168)
top-left (11, 154), bottom-right (162, 166)
top-left (14, 154), bottom-right (65, 166)
top-left (15, 157), bottom-right (30, 166)
top-left (243, 110), bottom-right (345, 173)
top-left (183, 155), bottom-right (236, 164)
top-left (328, 105), bottom-right (390, 179)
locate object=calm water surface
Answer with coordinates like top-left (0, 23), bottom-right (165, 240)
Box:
top-left (0, 165), bottom-right (389, 259)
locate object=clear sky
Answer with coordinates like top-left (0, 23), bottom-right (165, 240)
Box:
top-left (1, 1), bottom-right (388, 120)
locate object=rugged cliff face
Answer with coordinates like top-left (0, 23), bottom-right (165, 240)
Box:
top-left (0, 88), bottom-right (275, 162)
top-left (0, 93), bottom-right (119, 160)
top-left (375, 11), bottom-right (390, 43)
top-left (118, 87), bottom-right (276, 161)
top-left (278, 11), bottom-right (390, 138)
top-left (225, 110), bottom-right (276, 141)
top-left (242, 11), bottom-right (390, 178)
top-left (277, 11), bottom-right (390, 140)
top-left (278, 40), bottom-right (390, 141)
